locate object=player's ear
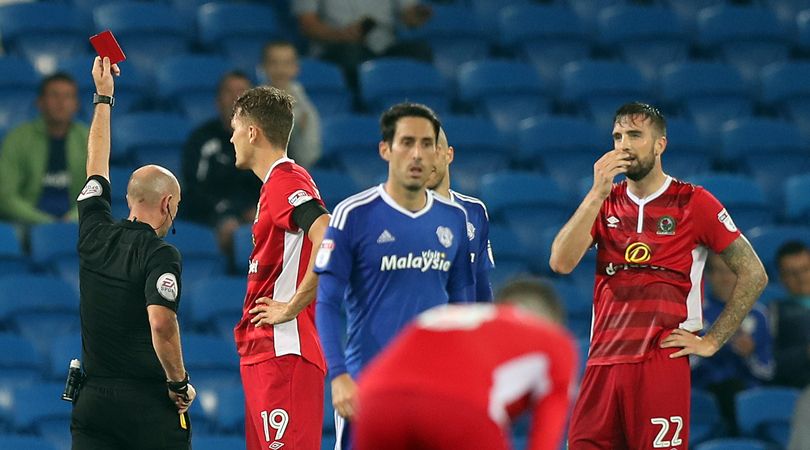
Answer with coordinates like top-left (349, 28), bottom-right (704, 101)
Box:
top-left (379, 141), bottom-right (390, 162)
top-left (248, 125), bottom-right (258, 144)
top-left (447, 145), bottom-right (455, 164)
top-left (655, 135), bottom-right (667, 157)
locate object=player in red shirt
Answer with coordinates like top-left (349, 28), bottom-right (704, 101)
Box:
top-left (229, 86), bottom-right (330, 450)
top-left (550, 102), bottom-right (768, 449)
top-left (354, 277), bottom-right (578, 450)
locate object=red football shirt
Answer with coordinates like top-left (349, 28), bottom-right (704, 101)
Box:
top-left (234, 157), bottom-right (326, 372)
top-left (359, 304), bottom-right (577, 450)
top-left (588, 177), bottom-right (740, 365)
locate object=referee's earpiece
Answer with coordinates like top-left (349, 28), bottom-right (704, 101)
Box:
top-left (166, 196), bottom-right (176, 235)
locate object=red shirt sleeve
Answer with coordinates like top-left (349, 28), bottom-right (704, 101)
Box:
top-left (528, 330), bottom-right (577, 450)
top-left (691, 187), bottom-right (741, 253)
top-left (265, 171), bottom-right (322, 232)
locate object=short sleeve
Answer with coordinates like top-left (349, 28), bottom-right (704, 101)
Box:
top-left (144, 245), bottom-right (183, 312)
top-left (78, 175), bottom-right (113, 238)
top-left (313, 221), bottom-right (353, 282)
top-left (692, 187), bottom-right (741, 253)
top-left (266, 172), bottom-right (321, 232)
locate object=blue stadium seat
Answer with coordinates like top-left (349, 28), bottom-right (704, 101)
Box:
top-left (468, 0), bottom-right (530, 33)
top-left (747, 225), bottom-right (810, 276)
top-left (458, 60), bottom-right (550, 136)
top-left (597, 5), bottom-right (688, 80)
top-left (660, 62), bottom-right (752, 140)
top-left (165, 221), bottom-right (226, 285)
top-left (401, 4), bottom-right (490, 80)
top-left (0, 435), bottom-right (58, 450)
top-left (760, 61), bottom-right (810, 140)
top-left (0, 276), bottom-right (79, 352)
top-left (552, 280), bottom-right (592, 340)
top-left (799, 10), bottom-right (810, 55)
top-left (663, 118), bottom-right (713, 177)
top-left (186, 277), bottom-right (244, 337)
top-left (567, 0), bottom-right (625, 28)
top-left (359, 58), bottom-right (449, 115)
top-left (112, 112), bottom-right (193, 173)
top-left (785, 174), bottom-right (810, 223)
top-left (194, 435), bottom-right (246, 450)
top-left (736, 386), bottom-right (799, 447)
top-left (298, 58), bottom-right (351, 116)
top-left (489, 260), bottom-right (532, 293)
top-left (0, 3), bottom-right (90, 71)
top-left (29, 222), bottom-right (79, 275)
top-left (487, 225), bottom-right (532, 268)
top-left (694, 438), bottom-right (769, 450)
top-left (720, 118), bottom-right (808, 201)
top-left (318, 115), bottom-right (385, 188)
top-left (691, 388), bottom-right (726, 447)
top-left (498, 4), bottom-right (590, 85)
top-left (156, 55), bottom-right (233, 126)
top-left (93, 3), bottom-right (190, 74)
top-left (687, 174), bottom-right (773, 232)
top-left (182, 334), bottom-right (240, 391)
top-left (208, 385), bottom-right (245, 434)
top-left (9, 383), bottom-right (72, 434)
top-left (661, 0), bottom-right (725, 33)
top-left (0, 333), bottom-right (46, 388)
top-left (308, 169), bottom-right (360, 211)
top-left (45, 333), bottom-right (82, 381)
top-left (440, 116), bottom-right (512, 196)
top-left (559, 60), bottom-right (652, 130)
top-left (233, 223), bottom-right (253, 275)
top-left (764, 0), bottom-right (810, 30)
top-left (516, 116), bottom-right (603, 192)
top-left (697, 6), bottom-right (790, 82)
top-left (480, 172), bottom-right (570, 227)
top-left (197, 3), bottom-right (282, 72)
top-left (0, 223), bottom-right (29, 278)
top-left (0, 57), bottom-right (39, 134)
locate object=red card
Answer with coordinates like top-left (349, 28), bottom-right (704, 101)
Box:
top-left (89, 30), bottom-right (126, 65)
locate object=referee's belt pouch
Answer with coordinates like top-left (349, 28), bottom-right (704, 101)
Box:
top-left (61, 362), bottom-right (86, 404)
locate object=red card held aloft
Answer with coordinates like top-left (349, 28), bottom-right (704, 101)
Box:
top-left (89, 30), bottom-right (126, 65)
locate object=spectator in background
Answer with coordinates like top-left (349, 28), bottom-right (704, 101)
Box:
top-left (181, 71), bottom-right (261, 264)
top-left (261, 41), bottom-right (322, 168)
top-left (0, 73), bottom-right (88, 224)
top-left (692, 253), bottom-right (774, 434)
top-left (292, 0), bottom-right (433, 90)
top-left (771, 241), bottom-right (810, 388)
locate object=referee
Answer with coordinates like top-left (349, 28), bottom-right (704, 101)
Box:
top-left (70, 56), bottom-right (196, 449)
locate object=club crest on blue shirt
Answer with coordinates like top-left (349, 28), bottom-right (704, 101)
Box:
top-left (436, 226), bottom-right (454, 248)
top-left (466, 221), bottom-right (476, 241)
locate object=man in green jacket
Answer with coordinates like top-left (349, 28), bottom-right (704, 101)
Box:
top-left (0, 73), bottom-right (88, 224)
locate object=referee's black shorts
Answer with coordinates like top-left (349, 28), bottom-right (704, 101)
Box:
top-left (71, 377), bottom-right (192, 450)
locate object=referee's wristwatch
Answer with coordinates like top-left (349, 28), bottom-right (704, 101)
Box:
top-left (93, 93), bottom-right (114, 107)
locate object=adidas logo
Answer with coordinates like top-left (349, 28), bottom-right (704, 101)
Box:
top-left (377, 229), bottom-right (396, 244)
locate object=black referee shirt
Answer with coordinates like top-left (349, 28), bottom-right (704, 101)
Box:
top-left (76, 175), bottom-right (183, 381)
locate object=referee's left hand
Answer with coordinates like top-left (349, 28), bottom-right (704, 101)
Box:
top-left (249, 297), bottom-right (295, 326)
top-left (660, 328), bottom-right (720, 358)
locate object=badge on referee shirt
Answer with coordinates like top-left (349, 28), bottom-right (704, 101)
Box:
top-left (156, 273), bottom-right (178, 302)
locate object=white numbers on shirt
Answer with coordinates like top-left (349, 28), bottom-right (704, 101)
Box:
top-left (650, 416), bottom-right (683, 448)
top-left (260, 409), bottom-right (289, 442)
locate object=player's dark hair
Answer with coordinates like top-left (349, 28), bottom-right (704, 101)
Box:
top-left (233, 86), bottom-right (295, 150)
top-left (38, 72), bottom-right (77, 97)
top-left (495, 277), bottom-right (565, 324)
top-left (380, 102), bottom-right (441, 146)
top-left (614, 102), bottom-right (667, 136)
top-left (776, 240), bottom-right (810, 269)
top-left (217, 70), bottom-right (251, 95)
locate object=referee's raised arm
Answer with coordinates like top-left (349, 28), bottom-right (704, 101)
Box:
top-left (86, 56), bottom-right (120, 181)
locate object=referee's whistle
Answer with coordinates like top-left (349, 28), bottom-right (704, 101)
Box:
top-left (180, 413), bottom-right (187, 430)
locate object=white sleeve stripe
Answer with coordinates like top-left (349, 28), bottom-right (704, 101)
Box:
top-left (330, 187), bottom-right (378, 227)
top-left (331, 188), bottom-right (380, 231)
top-left (452, 192), bottom-right (490, 220)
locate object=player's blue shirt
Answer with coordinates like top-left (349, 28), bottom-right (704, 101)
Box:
top-left (314, 185), bottom-right (474, 380)
top-left (449, 189), bottom-right (495, 302)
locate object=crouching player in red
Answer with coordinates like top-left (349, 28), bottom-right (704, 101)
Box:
top-left (354, 278), bottom-right (578, 450)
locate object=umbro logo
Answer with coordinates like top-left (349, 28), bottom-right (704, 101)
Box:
top-left (377, 229), bottom-right (396, 244)
top-left (607, 216), bottom-right (620, 228)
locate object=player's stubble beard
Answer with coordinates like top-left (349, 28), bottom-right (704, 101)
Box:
top-left (625, 143), bottom-right (656, 182)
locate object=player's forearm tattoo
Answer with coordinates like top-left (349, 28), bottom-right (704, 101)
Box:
top-left (706, 236), bottom-right (768, 347)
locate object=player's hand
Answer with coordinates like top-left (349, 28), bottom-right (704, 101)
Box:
top-left (331, 373), bottom-right (357, 420)
top-left (91, 56), bottom-right (120, 97)
top-left (249, 297), bottom-right (295, 326)
top-left (591, 149), bottom-right (632, 200)
top-left (660, 329), bottom-right (720, 358)
top-left (168, 383), bottom-right (196, 414)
